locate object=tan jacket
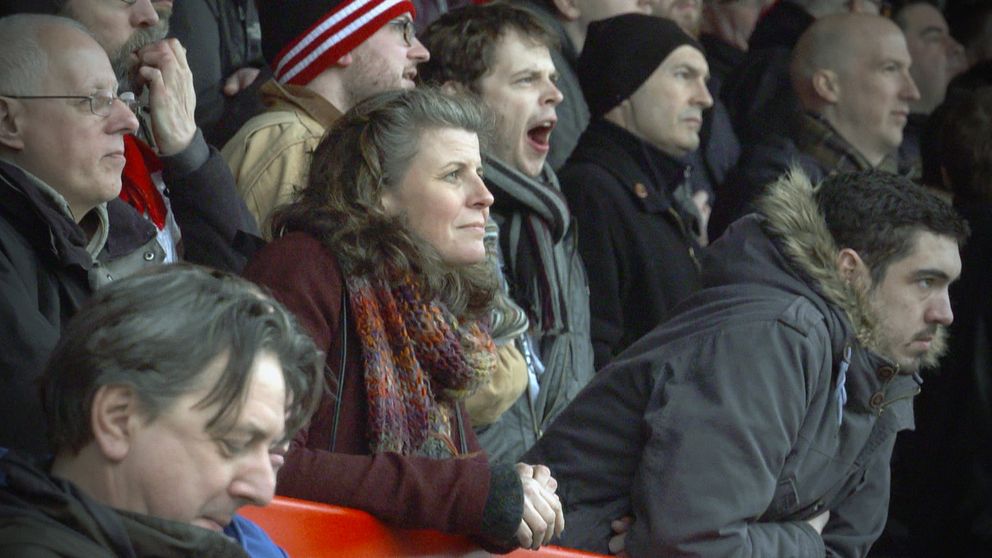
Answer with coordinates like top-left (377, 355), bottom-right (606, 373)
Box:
top-left (222, 80), bottom-right (341, 237)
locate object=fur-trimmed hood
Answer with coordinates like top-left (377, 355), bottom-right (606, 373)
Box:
top-left (755, 168), bottom-right (879, 352)
top-left (705, 168), bottom-right (880, 354)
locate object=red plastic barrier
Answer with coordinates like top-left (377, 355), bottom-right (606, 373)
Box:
top-left (240, 496), bottom-right (608, 558)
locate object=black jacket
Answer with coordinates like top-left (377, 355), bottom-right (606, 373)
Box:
top-left (0, 449), bottom-right (248, 557)
top-left (0, 160), bottom-right (164, 454)
top-left (721, 0), bottom-right (814, 146)
top-left (560, 119), bottom-right (701, 369)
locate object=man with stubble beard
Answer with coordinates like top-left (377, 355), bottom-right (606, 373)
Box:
top-left (222, 0), bottom-right (431, 236)
top-left (0, 0), bottom-right (261, 272)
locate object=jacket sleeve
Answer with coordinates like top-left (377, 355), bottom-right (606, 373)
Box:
top-left (560, 164), bottom-right (625, 369)
top-left (242, 236), bottom-right (521, 545)
top-left (627, 319), bottom-right (829, 557)
top-left (161, 130), bottom-right (260, 273)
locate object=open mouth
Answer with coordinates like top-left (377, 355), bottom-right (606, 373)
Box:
top-left (526, 121), bottom-right (555, 151)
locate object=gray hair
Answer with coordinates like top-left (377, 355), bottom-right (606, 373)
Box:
top-left (0, 14), bottom-right (90, 96)
top-left (42, 264), bottom-right (325, 453)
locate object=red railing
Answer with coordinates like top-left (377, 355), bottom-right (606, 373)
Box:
top-left (241, 496), bottom-right (608, 558)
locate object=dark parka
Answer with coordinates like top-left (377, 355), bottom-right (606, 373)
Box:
top-left (559, 119), bottom-right (702, 369)
top-left (525, 170), bottom-right (920, 557)
top-left (0, 160), bottom-right (165, 454)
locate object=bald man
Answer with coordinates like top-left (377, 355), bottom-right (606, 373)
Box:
top-left (721, 0), bottom-right (885, 147)
top-left (710, 13), bottom-right (920, 239)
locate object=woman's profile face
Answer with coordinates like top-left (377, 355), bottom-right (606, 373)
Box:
top-left (381, 127), bottom-right (494, 266)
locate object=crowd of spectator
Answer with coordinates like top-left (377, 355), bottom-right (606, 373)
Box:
top-left (0, 0), bottom-right (989, 556)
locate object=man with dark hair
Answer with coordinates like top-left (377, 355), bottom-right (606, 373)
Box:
top-left (883, 86), bottom-right (992, 555)
top-left (525, 168), bottom-right (966, 556)
top-left (222, 0), bottom-right (430, 236)
top-left (0, 0), bottom-right (260, 272)
top-left (0, 264), bottom-right (324, 557)
top-left (503, 0), bottom-right (655, 169)
top-left (560, 14), bottom-right (711, 369)
top-left (420, 3), bottom-right (595, 463)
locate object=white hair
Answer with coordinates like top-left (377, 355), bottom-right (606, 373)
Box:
top-left (0, 14), bottom-right (91, 96)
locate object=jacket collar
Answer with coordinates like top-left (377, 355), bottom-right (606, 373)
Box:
top-left (755, 169), bottom-right (880, 353)
top-left (0, 160), bottom-right (94, 271)
top-left (260, 79), bottom-right (342, 128)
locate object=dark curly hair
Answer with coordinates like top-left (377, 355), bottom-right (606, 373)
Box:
top-left (816, 169), bottom-right (969, 285)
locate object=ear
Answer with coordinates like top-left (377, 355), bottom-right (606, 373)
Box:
top-left (89, 384), bottom-right (142, 463)
top-left (551, 0), bottom-right (580, 20)
top-left (441, 80), bottom-right (467, 96)
top-left (380, 189), bottom-right (397, 216)
top-left (335, 51), bottom-right (354, 68)
top-left (836, 247), bottom-right (869, 288)
top-left (0, 97), bottom-right (25, 151)
top-left (812, 69), bottom-right (840, 104)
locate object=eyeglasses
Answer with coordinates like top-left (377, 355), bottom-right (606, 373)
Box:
top-left (0, 91), bottom-right (138, 117)
top-left (388, 17), bottom-right (416, 48)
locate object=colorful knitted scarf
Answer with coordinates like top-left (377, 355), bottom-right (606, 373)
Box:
top-left (346, 270), bottom-right (496, 457)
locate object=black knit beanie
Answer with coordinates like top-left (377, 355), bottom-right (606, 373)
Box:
top-left (578, 14), bottom-right (704, 118)
top-left (258, 0), bottom-right (415, 86)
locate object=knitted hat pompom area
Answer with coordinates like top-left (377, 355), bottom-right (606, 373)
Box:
top-left (258, 0), bottom-right (416, 86)
top-left (578, 13), bottom-right (704, 118)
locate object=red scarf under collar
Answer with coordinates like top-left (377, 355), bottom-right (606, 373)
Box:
top-left (120, 134), bottom-right (167, 230)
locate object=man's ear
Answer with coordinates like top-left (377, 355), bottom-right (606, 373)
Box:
top-left (89, 385), bottom-right (142, 462)
top-left (551, 0), bottom-right (580, 21)
top-left (440, 80), bottom-right (468, 96)
top-left (836, 248), bottom-right (869, 288)
top-left (336, 51), bottom-right (354, 68)
top-left (812, 69), bottom-right (840, 104)
top-left (0, 97), bottom-right (25, 151)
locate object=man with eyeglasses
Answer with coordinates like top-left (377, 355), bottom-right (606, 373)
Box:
top-left (221, 0), bottom-right (430, 236)
top-left (0, 13), bottom-right (171, 454)
top-left (0, 0), bottom-right (261, 273)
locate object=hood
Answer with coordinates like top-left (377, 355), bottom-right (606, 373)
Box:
top-left (757, 168), bottom-right (879, 351)
top-left (705, 168), bottom-right (879, 353)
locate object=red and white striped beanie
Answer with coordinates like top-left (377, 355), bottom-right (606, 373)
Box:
top-left (260, 0), bottom-right (417, 86)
